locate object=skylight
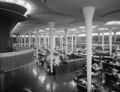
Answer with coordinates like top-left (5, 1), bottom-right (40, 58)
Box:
top-left (68, 28), bottom-right (77, 31)
top-left (39, 29), bottom-right (44, 32)
top-left (116, 32), bottom-right (120, 35)
top-left (92, 33), bottom-right (98, 36)
top-left (106, 21), bottom-right (120, 25)
top-left (45, 28), bottom-right (50, 30)
top-left (98, 28), bottom-right (109, 30)
top-left (103, 32), bottom-right (114, 35)
top-left (79, 25), bottom-right (97, 29)
top-left (78, 34), bottom-right (86, 36)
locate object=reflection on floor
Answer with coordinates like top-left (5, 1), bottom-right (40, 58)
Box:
top-left (4, 63), bottom-right (78, 92)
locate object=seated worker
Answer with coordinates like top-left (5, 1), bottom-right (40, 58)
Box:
top-left (92, 63), bottom-right (102, 76)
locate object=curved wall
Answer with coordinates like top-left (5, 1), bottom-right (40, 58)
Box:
top-left (0, 48), bottom-right (35, 72)
top-left (0, 48), bottom-right (35, 91)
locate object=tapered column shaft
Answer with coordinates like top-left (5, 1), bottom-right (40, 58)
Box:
top-left (82, 6), bottom-right (95, 92)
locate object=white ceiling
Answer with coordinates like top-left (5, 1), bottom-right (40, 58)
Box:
top-left (13, 0), bottom-right (120, 34)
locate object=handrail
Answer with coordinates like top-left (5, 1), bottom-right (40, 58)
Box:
top-left (0, 48), bottom-right (34, 58)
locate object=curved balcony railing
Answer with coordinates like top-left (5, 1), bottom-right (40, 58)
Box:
top-left (0, 48), bottom-right (35, 73)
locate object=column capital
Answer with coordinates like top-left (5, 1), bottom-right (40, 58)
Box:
top-left (49, 22), bottom-right (55, 73)
top-left (82, 6), bottom-right (95, 21)
top-left (48, 22), bottom-right (55, 28)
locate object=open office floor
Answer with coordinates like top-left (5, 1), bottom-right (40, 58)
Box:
top-left (4, 62), bottom-right (78, 92)
top-left (3, 61), bottom-right (114, 92)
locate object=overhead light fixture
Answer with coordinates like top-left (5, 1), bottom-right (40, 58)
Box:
top-left (39, 29), bottom-right (44, 32)
top-left (92, 33), bottom-right (98, 36)
top-left (100, 33), bottom-right (102, 35)
top-left (104, 32), bottom-right (109, 35)
top-left (79, 25), bottom-right (97, 29)
top-left (26, 35), bottom-right (28, 37)
top-left (3, 0), bottom-right (25, 6)
top-left (45, 28), bottom-right (50, 30)
top-left (78, 34), bottom-right (86, 36)
top-left (3, 0), bottom-right (14, 3)
top-left (116, 32), bottom-right (120, 35)
top-left (92, 25), bottom-right (97, 28)
top-left (98, 28), bottom-right (109, 30)
top-left (68, 28), bottom-right (77, 31)
top-left (106, 21), bottom-right (120, 25)
top-left (12, 35), bottom-right (16, 37)
top-left (41, 35), bottom-right (44, 37)
top-left (99, 32), bottom-right (114, 35)
top-left (21, 35), bottom-right (25, 37)
top-left (79, 26), bottom-right (85, 29)
top-left (25, 3), bottom-right (32, 15)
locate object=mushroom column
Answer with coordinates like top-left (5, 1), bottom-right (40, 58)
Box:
top-left (18, 35), bottom-right (21, 47)
top-left (75, 35), bottom-right (77, 50)
top-left (49, 22), bottom-right (55, 73)
top-left (28, 33), bottom-right (31, 47)
top-left (44, 35), bottom-right (46, 49)
top-left (35, 31), bottom-right (39, 59)
top-left (102, 33), bottom-right (104, 52)
top-left (38, 34), bottom-right (41, 49)
top-left (82, 6), bottom-right (95, 92)
top-left (61, 35), bottom-right (63, 50)
top-left (71, 35), bottom-right (74, 52)
top-left (98, 33), bottom-right (101, 43)
top-left (24, 34), bottom-right (26, 47)
top-left (114, 32), bottom-right (116, 42)
top-left (20, 35), bottom-right (22, 47)
top-left (109, 28), bottom-right (112, 55)
top-left (64, 28), bottom-right (68, 55)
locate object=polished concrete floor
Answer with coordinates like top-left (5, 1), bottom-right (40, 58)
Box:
top-left (4, 62), bottom-right (78, 92)
top-left (4, 61), bottom-right (115, 92)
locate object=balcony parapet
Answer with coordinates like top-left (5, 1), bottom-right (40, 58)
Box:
top-left (0, 48), bottom-right (35, 73)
